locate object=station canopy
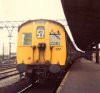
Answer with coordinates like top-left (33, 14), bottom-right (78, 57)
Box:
top-left (61, 0), bottom-right (100, 51)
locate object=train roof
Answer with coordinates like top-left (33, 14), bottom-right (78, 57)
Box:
top-left (18, 19), bottom-right (65, 32)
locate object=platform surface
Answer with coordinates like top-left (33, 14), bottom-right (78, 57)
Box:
top-left (56, 58), bottom-right (100, 93)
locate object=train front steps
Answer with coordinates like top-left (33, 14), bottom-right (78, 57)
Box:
top-left (56, 58), bottom-right (100, 93)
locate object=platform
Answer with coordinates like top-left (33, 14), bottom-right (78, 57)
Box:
top-left (56, 58), bottom-right (100, 93)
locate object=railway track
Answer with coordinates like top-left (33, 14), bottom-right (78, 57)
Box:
top-left (0, 62), bottom-right (16, 68)
top-left (0, 60), bottom-right (72, 93)
top-left (17, 64), bottom-right (72, 93)
top-left (0, 66), bottom-right (16, 71)
top-left (17, 78), bottom-right (62, 93)
top-left (0, 60), bottom-right (19, 80)
top-left (0, 68), bottom-right (19, 80)
top-left (0, 63), bottom-right (16, 67)
top-left (0, 63), bottom-right (17, 72)
top-left (0, 59), bottom-right (16, 64)
top-left (0, 63), bottom-right (16, 66)
top-left (0, 65), bottom-right (72, 93)
top-left (0, 59), bottom-right (17, 71)
top-left (0, 72), bottom-right (64, 93)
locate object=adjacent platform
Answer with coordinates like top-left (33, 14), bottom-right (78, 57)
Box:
top-left (56, 58), bottom-right (100, 93)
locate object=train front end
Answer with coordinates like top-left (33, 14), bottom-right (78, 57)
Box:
top-left (17, 19), bottom-right (67, 81)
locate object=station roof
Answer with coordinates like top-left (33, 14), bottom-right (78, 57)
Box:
top-left (61, 0), bottom-right (100, 51)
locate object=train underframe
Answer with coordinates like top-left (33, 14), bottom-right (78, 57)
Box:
top-left (17, 64), bottom-right (66, 83)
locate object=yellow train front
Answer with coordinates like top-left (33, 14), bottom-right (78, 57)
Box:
top-left (17, 19), bottom-right (67, 82)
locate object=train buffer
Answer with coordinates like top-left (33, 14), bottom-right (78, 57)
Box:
top-left (56, 58), bottom-right (100, 93)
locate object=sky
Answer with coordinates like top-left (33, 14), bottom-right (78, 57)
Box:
top-left (0, 0), bottom-right (85, 55)
top-left (0, 0), bottom-right (65, 20)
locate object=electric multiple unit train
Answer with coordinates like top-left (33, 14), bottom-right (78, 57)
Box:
top-left (17, 19), bottom-right (81, 82)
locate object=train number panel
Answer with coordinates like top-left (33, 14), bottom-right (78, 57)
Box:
top-left (36, 26), bottom-right (45, 38)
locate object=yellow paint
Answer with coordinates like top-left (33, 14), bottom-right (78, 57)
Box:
top-left (17, 20), bottom-right (67, 65)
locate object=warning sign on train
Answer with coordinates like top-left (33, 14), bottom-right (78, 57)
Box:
top-left (49, 31), bottom-right (60, 46)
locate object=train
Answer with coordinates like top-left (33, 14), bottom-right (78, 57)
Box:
top-left (16, 19), bottom-right (81, 83)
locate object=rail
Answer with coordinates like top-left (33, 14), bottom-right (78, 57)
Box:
top-left (0, 68), bottom-right (19, 80)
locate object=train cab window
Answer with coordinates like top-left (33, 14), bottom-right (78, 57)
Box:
top-left (22, 33), bottom-right (32, 45)
top-left (36, 26), bottom-right (45, 38)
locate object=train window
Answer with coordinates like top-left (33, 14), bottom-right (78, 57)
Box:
top-left (36, 26), bottom-right (45, 38)
top-left (22, 33), bottom-right (32, 45)
top-left (49, 31), bottom-right (60, 46)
